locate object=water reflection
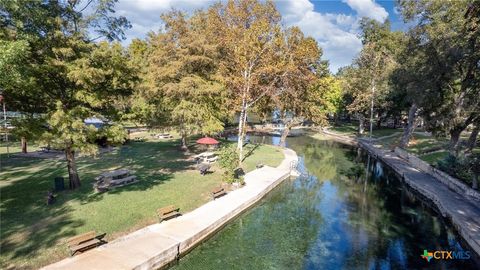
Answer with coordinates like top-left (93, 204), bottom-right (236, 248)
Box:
top-left (172, 135), bottom-right (478, 270)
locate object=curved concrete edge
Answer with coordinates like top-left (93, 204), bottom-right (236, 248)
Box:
top-left (318, 128), bottom-right (358, 146)
top-left (359, 141), bottom-right (480, 257)
top-left (402, 173), bottom-right (480, 255)
top-left (315, 128), bottom-right (480, 258)
top-left (41, 147), bottom-right (298, 270)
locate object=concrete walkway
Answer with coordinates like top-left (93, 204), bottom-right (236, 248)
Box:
top-left (42, 149), bottom-right (298, 270)
top-left (320, 128), bottom-right (480, 256)
top-left (360, 141), bottom-right (480, 256)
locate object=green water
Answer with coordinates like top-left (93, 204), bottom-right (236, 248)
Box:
top-left (171, 136), bottom-right (478, 270)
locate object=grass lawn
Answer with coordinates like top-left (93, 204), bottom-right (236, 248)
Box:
top-left (329, 122), bottom-right (401, 138)
top-left (370, 128), bottom-right (402, 138)
top-left (419, 151), bottom-right (449, 165)
top-left (0, 138), bottom-right (283, 269)
top-left (374, 133), bottom-right (448, 154)
top-left (0, 143), bottom-right (41, 154)
top-left (329, 123), bottom-right (358, 135)
top-left (242, 144), bottom-right (284, 172)
top-left (405, 134), bottom-right (448, 155)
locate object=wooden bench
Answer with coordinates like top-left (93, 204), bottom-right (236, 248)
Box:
top-left (157, 205), bottom-right (180, 222)
top-left (110, 175), bottom-right (137, 186)
top-left (211, 187), bottom-right (226, 200)
top-left (66, 231), bottom-right (105, 256)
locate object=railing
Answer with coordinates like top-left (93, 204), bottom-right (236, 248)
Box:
top-left (289, 160), bottom-right (298, 171)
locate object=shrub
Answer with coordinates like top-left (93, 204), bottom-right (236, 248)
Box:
top-left (218, 145), bottom-right (240, 184)
top-left (466, 153), bottom-right (480, 190)
top-left (437, 154), bottom-right (472, 185)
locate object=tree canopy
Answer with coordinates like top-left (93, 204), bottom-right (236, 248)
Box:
top-left (1, 0), bottom-right (135, 188)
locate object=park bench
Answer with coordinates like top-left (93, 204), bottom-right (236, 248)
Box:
top-left (40, 146), bottom-right (64, 153)
top-left (132, 137), bottom-right (145, 142)
top-left (157, 205), bottom-right (181, 222)
top-left (211, 187), bottom-right (226, 200)
top-left (156, 133), bottom-right (173, 139)
top-left (66, 231), bottom-right (106, 256)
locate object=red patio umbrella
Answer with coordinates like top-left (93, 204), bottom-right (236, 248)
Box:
top-left (196, 137), bottom-right (219, 145)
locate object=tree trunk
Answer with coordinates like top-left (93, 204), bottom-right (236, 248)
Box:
top-left (180, 132), bottom-right (188, 151)
top-left (334, 114), bottom-right (340, 125)
top-left (21, 136), bottom-right (27, 153)
top-left (466, 125), bottom-right (479, 152)
top-left (237, 100), bottom-right (247, 165)
top-left (66, 147), bottom-right (81, 189)
top-left (449, 128), bottom-right (463, 154)
top-left (472, 174), bottom-right (478, 190)
top-left (358, 116), bottom-right (365, 135)
top-left (399, 103), bottom-right (418, 149)
top-left (279, 123), bottom-right (292, 147)
top-left (356, 147), bottom-right (362, 162)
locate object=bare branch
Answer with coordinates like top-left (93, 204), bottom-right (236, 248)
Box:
top-left (79, 0), bottom-right (95, 13)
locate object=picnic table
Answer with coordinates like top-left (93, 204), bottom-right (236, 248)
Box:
top-left (194, 152), bottom-right (218, 163)
top-left (93, 169), bottom-right (138, 192)
top-left (151, 133), bottom-right (173, 139)
top-left (40, 146), bottom-right (64, 153)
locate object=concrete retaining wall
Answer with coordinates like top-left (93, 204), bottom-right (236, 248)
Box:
top-left (42, 149), bottom-right (297, 270)
top-left (394, 147), bottom-right (480, 202)
top-left (358, 141), bottom-right (480, 257)
top-left (176, 171), bottom-right (291, 255)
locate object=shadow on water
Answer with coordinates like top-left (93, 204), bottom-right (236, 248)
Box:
top-left (172, 135), bottom-right (479, 270)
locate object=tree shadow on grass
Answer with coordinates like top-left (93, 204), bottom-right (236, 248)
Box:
top-left (0, 140), bottom-right (199, 268)
top-left (242, 143), bottom-right (260, 162)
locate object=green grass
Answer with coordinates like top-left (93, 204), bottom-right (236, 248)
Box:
top-left (0, 139), bottom-right (282, 269)
top-left (370, 128), bottom-right (402, 138)
top-left (419, 151), bottom-right (449, 165)
top-left (374, 133), bottom-right (448, 154)
top-left (376, 134), bottom-right (402, 149)
top-left (242, 144), bottom-right (284, 172)
top-left (329, 123), bottom-right (358, 135)
top-left (329, 122), bottom-right (401, 138)
top-left (0, 142), bottom-right (41, 154)
top-left (405, 134), bottom-right (448, 155)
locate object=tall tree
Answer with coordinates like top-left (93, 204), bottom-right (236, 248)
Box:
top-left (1, 0), bottom-right (135, 189)
top-left (10, 115), bottom-right (45, 153)
top-left (389, 34), bottom-right (428, 148)
top-left (397, 0), bottom-right (480, 153)
top-left (206, 0), bottom-right (286, 162)
top-left (271, 26), bottom-right (332, 145)
top-left (147, 10), bottom-right (227, 151)
top-left (341, 19), bottom-right (401, 136)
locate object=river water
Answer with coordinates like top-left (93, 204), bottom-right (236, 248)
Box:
top-left (171, 135), bottom-right (478, 269)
